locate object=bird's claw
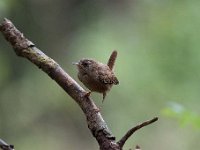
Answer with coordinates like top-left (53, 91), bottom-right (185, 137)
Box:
top-left (94, 107), bottom-right (101, 113)
top-left (83, 91), bottom-right (91, 98)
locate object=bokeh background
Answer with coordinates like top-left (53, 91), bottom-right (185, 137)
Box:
top-left (0, 0), bottom-right (200, 150)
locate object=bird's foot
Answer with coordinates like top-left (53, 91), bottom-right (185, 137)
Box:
top-left (94, 107), bottom-right (101, 113)
top-left (83, 91), bottom-right (91, 98)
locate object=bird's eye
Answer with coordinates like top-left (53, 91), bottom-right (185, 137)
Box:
top-left (82, 62), bottom-right (89, 67)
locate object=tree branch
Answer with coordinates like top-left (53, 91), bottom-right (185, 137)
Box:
top-left (0, 18), bottom-right (158, 150)
top-left (117, 117), bottom-right (158, 148)
top-left (0, 139), bottom-right (14, 150)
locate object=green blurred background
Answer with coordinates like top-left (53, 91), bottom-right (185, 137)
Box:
top-left (0, 0), bottom-right (200, 149)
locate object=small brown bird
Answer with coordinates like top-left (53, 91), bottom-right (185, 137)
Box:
top-left (73, 50), bottom-right (119, 102)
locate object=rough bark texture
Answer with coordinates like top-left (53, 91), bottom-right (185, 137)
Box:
top-left (0, 19), bottom-right (158, 150)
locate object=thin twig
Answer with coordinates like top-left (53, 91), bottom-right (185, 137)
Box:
top-left (117, 117), bottom-right (158, 148)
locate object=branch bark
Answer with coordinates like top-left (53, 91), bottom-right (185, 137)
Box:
top-left (0, 19), bottom-right (158, 150)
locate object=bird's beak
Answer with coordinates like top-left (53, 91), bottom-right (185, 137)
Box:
top-left (72, 62), bottom-right (79, 65)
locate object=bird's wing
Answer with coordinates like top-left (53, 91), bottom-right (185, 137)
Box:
top-left (98, 68), bottom-right (119, 85)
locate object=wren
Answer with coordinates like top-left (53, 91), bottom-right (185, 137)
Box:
top-left (73, 50), bottom-right (119, 102)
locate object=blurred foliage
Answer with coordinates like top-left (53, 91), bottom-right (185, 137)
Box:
top-left (0, 0), bottom-right (200, 150)
top-left (162, 102), bottom-right (200, 128)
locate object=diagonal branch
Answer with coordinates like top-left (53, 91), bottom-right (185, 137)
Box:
top-left (117, 117), bottom-right (158, 148)
top-left (0, 18), bottom-right (118, 150)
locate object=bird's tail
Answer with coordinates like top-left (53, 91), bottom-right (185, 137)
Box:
top-left (107, 50), bottom-right (117, 70)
